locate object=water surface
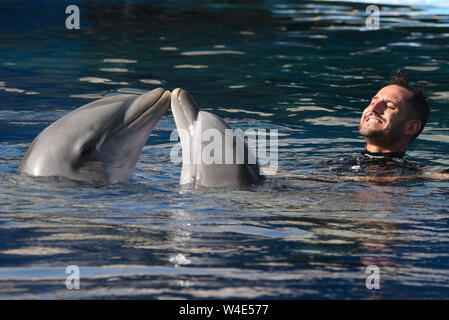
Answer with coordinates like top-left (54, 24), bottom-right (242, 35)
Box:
top-left (1, 0), bottom-right (449, 299)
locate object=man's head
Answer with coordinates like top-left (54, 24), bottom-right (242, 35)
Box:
top-left (359, 69), bottom-right (430, 153)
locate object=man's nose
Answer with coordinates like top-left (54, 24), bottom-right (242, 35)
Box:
top-left (370, 99), bottom-right (386, 114)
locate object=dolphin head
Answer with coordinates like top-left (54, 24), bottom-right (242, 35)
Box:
top-left (18, 88), bottom-right (170, 185)
top-left (170, 88), bottom-right (200, 133)
top-left (171, 88), bottom-right (263, 188)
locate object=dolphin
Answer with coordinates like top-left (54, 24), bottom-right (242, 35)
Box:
top-left (170, 88), bottom-right (264, 188)
top-left (18, 88), bottom-right (171, 185)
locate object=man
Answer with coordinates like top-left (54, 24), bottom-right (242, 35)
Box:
top-left (274, 69), bottom-right (448, 181)
top-left (359, 68), bottom-right (430, 159)
top-left (349, 69), bottom-right (449, 181)
top-left (322, 69), bottom-right (432, 180)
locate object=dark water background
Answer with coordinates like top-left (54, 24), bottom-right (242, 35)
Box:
top-left (0, 0), bottom-right (449, 299)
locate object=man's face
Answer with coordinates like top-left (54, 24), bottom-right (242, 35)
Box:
top-left (359, 85), bottom-right (414, 147)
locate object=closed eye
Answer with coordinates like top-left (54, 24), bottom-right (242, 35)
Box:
top-left (386, 101), bottom-right (398, 110)
top-left (371, 96), bottom-right (398, 110)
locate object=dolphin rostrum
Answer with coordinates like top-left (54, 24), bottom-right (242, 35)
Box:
top-left (170, 88), bottom-right (264, 188)
top-left (18, 88), bottom-right (171, 185)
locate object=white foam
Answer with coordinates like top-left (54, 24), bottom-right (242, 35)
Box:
top-left (181, 50), bottom-right (245, 56)
top-left (69, 93), bottom-right (104, 99)
top-left (139, 79), bottom-right (163, 85)
top-left (159, 47), bottom-right (178, 51)
top-left (304, 116), bottom-right (360, 127)
top-left (239, 31), bottom-right (256, 35)
top-left (100, 68), bottom-right (128, 73)
top-left (103, 58), bottom-right (137, 63)
top-left (79, 77), bottom-right (111, 83)
top-left (431, 91), bottom-right (449, 100)
top-left (2, 88), bottom-right (24, 93)
top-left (174, 65), bottom-right (209, 69)
top-left (79, 77), bottom-right (128, 85)
top-left (287, 106), bottom-right (334, 113)
top-left (218, 108), bottom-right (274, 117)
top-left (404, 66), bottom-right (440, 71)
top-left (1, 246), bottom-right (72, 256)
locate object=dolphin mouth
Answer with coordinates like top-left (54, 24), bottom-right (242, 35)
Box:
top-left (124, 87), bottom-right (171, 128)
top-left (171, 88), bottom-right (200, 131)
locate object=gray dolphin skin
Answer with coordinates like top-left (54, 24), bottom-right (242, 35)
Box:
top-left (18, 88), bottom-right (171, 185)
top-left (171, 88), bottom-right (264, 188)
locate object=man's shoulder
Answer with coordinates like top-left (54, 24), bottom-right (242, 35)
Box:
top-left (322, 150), bottom-right (424, 174)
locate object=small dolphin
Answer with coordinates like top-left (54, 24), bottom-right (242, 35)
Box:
top-left (18, 88), bottom-right (171, 185)
top-left (171, 88), bottom-right (264, 188)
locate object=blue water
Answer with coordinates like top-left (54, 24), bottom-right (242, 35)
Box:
top-left (1, 0), bottom-right (449, 299)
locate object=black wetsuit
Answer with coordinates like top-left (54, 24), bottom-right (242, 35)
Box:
top-left (325, 149), bottom-right (423, 175)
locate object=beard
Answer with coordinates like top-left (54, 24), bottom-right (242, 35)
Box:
top-left (359, 120), bottom-right (404, 147)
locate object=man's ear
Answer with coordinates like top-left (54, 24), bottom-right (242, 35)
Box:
top-left (404, 119), bottom-right (421, 137)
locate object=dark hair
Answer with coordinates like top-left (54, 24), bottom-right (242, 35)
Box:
top-left (389, 68), bottom-right (430, 138)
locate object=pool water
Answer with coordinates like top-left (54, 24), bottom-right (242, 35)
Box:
top-left (0, 0), bottom-right (449, 299)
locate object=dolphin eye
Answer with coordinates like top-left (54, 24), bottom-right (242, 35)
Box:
top-left (80, 143), bottom-right (95, 157)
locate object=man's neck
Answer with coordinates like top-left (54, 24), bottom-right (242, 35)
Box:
top-left (365, 143), bottom-right (407, 154)
top-left (362, 149), bottom-right (405, 159)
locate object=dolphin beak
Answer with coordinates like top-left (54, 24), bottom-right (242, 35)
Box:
top-left (171, 88), bottom-right (200, 131)
top-left (124, 87), bottom-right (171, 127)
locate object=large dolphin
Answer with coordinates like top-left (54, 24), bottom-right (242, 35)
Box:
top-left (18, 88), bottom-right (170, 185)
top-left (170, 88), bottom-right (264, 188)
